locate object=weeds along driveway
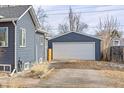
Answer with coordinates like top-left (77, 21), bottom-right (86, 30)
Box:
top-left (38, 61), bottom-right (124, 88)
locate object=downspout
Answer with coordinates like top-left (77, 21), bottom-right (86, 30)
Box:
top-left (12, 20), bottom-right (17, 72)
top-left (36, 43), bottom-right (38, 63)
top-left (44, 33), bottom-right (47, 61)
top-left (44, 34), bottom-right (46, 61)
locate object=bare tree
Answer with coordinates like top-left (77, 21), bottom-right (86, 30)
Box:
top-left (35, 6), bottom-right (56, 37)
top-left (36, 6), bottom-right (47, 28)
top-left (96, 16), bottom-right (122, 61)
top-left (58, 7), bottom-right (88, 34)
top-left (58, 24), bottom-right (69, 33)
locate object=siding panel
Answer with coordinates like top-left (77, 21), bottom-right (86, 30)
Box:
top-left (0, 22), bottom-right (15, 70)
top-left (16, 11), bottom-right (45, 69)
top-left (35, 33), bottom-right (45, 62)
top-left (16, 11), bottom-right (36, 64)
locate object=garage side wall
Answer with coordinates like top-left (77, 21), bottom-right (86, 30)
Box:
top-left (48, 32), bottom-right (101, 60)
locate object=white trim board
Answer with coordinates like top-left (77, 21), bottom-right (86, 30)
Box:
top-left (12, 21), bottom-right (17, 71)
top-left (18, 6), bottom-right (32, 21)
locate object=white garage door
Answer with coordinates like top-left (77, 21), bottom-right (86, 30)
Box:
top-left (53, 42), bottom-right (95, 60)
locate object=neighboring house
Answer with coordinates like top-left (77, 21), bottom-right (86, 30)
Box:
top-left (48, 31), bottom-right (101, 61)
top-left (110, 36), bottom-right (124, 62)
top-left (111, 36), bottom-right (124, 46)
top-left (0, 5), bottom-right (47, 72)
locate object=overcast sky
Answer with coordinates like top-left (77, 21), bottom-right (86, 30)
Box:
top-left (33, 5), bottom-right (124, 36)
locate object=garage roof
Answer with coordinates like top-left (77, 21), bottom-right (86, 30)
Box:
top-left (49, 31), bottom-right (101, 40)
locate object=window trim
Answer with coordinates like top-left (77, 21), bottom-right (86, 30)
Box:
top-left (0, 27), bottom-right (8, 47)
top-left (20, 28), bottom-right (26, 47)
top-left (113, 40), bottom-right (120, 46)
top-left (24, 62), bottom-right (30, 70)
top-left (0, 64), bottom-right (11, 72)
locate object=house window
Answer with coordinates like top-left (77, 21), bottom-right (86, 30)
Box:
top-left (0, 27), bottom-right (8, 47)
top-left (20, 28), bottom-right (26, 47)
top-left (113, 40), bottom-right (120, 46)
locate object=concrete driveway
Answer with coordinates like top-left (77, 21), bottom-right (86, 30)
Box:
top-left (39, 68), bottom-right (115, 88)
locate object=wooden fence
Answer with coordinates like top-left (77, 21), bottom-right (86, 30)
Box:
top-left (110, 46), bottom-right (124, 62)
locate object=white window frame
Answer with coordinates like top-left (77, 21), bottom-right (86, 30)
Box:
top-left (0, 27), bottom-right (8, 47)
top-left (24, 62), bottom-right (30, 70)
top-left (113, 40), bottom-right (120, 46)
top-left (20, 28), bottom-right (26, 47)
top-left (0, 64), bottom-right (11, 72)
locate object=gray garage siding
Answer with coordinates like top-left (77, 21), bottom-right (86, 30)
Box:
top-left (48, 32), bottom-right (101, 60)
top-left (0, 22), bottom-right (15, 70)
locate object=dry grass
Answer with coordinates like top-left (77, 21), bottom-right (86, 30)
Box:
top-left (22, 63), bottom-right (49, 79)
top-left (31, 63), bottom-right (49, 73)
top-left (101, 70), bottom-right (124, 80)
top-left (0, 62), bottom-right (50, 88)
top-left (100, 70), bottom-right (124, 87)
top-left (0, 72), bottom-right (10, 77)
top-left (6, 78), bottom-right (26, 88)
top-left (0, 77), bottom-right (40, 88)
top-left (50, 61), bottom-right (124, 71)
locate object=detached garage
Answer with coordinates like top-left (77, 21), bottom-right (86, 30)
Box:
top-left (48, 32), bottom-right (101, 60)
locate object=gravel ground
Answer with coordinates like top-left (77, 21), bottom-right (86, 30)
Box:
top-left (39, 69), bottom-right (117, 88)
top-left (0, 61), bottom-right (124, 88)
top-left (38, 61), bottom-right (124, 88)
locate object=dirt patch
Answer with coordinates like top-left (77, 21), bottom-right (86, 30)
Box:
top-left (0, 72), bottom-right (10, 77)
top-left (39, 69), bottom-right (114, 88)
top-left (0, 63), bottom-right (51, 88)
top-left (0, 77), bottom-right (40, 88)
top-left (100, 70), bottom-right (124, 87)
top-left (49, 61), bottom-right (124, 71)
top-left (39, 68), bottom-right (124, 88)
top-left (101, 70), bottom-right (124, 80)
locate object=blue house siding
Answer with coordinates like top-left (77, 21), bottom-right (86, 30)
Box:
top-left (35, 33), bottom-right (45, 62)
top-left (48, 32), bottom-right (101, 60)
top-left (16, 11), bottom-right (36, 67)
top-left (16, 11), bottom-right (45, 70)
top-left (0, 6), bottom-right (46, 72)
top-left (0, 22), bottom-right (15, 70)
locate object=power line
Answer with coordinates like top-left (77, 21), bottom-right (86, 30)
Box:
top-left (50, 25), bottom-right (124, 30)
top-left (45, 5), bottom-right (112, 12)
top-left (46, 8), bottom-right (124, 15)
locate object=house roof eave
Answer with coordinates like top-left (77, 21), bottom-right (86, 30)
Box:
top-left (0, 18), bottom-right (18, 22)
